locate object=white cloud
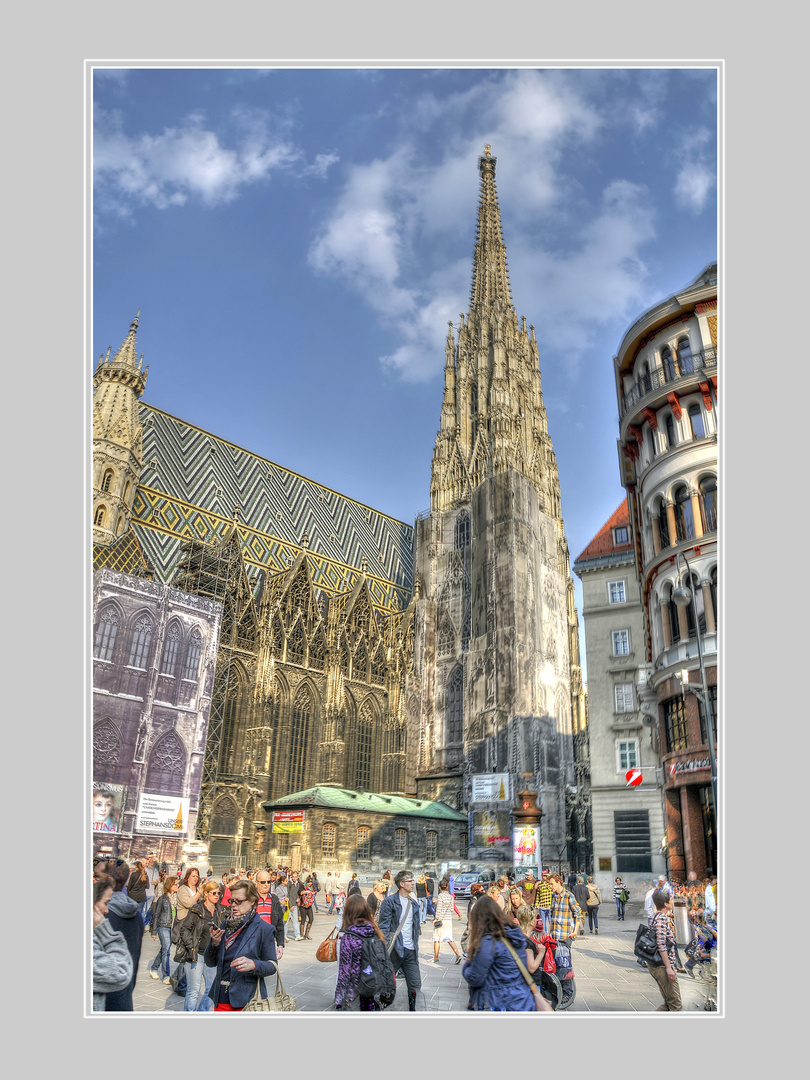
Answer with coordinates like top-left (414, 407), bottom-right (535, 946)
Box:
top-left (94, 106), bottom-right (335, 219)
top-left (308, 70), bottom-right (658, 384)
top-left (673, 127), bottom-right (716, 213)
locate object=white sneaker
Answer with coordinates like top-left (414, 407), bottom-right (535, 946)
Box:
top-left (163, 977), bottom-right (172, 984)
top-left (150, 971), bottom-right (159, 980)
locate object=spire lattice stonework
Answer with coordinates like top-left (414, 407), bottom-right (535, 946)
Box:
top-left (430, 150), bottom-right (563, 521)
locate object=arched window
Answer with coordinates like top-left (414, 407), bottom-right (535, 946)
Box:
top-left (447, 666), bottom-right (463, 744)
top-left (688, 403), bottom-right (706, 440)
top-left (94, 506), bottom-right (106, 527)
top-left (394, 829), bottom-right (407, 861)
top-left (657, 500), bottom-right (670, 548)
top-left (665, 414), bottom-right (676, 450)
top-left (685, 572), bottom-right (705, 638)
top-left (646, 425), bottom-right (657, 461)
top-left (285, 618), bottom-right (306, 666)
top-left (349, 700), bottom-right (375, 792)
top-left (356, 826), bottom-right (370, 860)
top-left (289, 685), bottom-right (313, 792)
top-left (674, 485), bottom-right (694, 543)
top-left (426, 831), bottom-right (438, 861)
top-left (101, 469), bottom-right (114, 493)
top-left (183, 628), bottom-right (202, 681)
top-left (666, 585), bottom-right (681, 644)
top-left (145, 731), bottom-right (186, 795)
top-left (455, 510), bottom-right (470, 549)
top-left (210, 795), bottom-right (238, 836)
top-left (661, 345), bottom-right (675, 381)
top-left (219, 667), bottom-right (243, 773)
top-left (677, 337), bottom-right (694, 375)
top-left (127, 615), bottom-right (153, 668)
top-left (322, 823), bottom-right (336, 859)
top-left (94, 607), bottom-right (119, 661)
top-left (438, 615), bottom-right (455, 657)
top-left (160, 623), bottom-right (181, 676)
top-left (93, 718), bottom-right (121, 776)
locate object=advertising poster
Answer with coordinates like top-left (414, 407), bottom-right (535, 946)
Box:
top-left (92, 781), bottom-right (126, 833)
top-left (135, 792), bottom-right (190, 835)
top-left (468, 810), bottom-right (512, 862)
top-left (512, 824), bottom-right (541, 872)
top-left (471, 773), bottom-right (512, 804)
top-left (273, 810), bottom-right (305, 834)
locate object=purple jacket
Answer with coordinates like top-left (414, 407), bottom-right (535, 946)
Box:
top-left (334, 921), bottom-right (379, 1009)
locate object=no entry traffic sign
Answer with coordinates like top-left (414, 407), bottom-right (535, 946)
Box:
top-left (625, 768), bottom-right (643, 786)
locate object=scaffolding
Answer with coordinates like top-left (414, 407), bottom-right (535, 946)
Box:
top-left (171, 521), bottom-right (259, 842)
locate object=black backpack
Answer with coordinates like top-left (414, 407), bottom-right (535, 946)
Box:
top-left (346, 929), bottom-right (397, 998)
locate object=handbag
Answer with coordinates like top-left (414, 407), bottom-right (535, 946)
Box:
top-left (433, 918), bottom-right (443, 928)
top-left (243, 971), bottom-right (298, 1012)
top-left (170, 915), bottom-right (182, 944)
top-left (316, 926), bottom-right (339, 963)
top-left (502, 939), bottom-right (553, 1013)
top-left (634, 922), bottom-right (664, 966)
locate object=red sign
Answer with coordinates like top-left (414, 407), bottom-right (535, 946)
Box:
top-left (625, 768), bottom-right (643, 787)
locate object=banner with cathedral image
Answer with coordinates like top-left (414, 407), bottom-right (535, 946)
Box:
top-left (468, 810), bottom-right (512, 862)
top-left (135, 792), bottom-right (190, 835)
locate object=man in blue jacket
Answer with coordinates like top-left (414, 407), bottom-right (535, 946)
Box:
top-left (377, 869), bottom-right (422, 1011)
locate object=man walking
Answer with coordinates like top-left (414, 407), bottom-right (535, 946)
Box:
top-left (286, 870), bottom-right (304, 941)
top-left (535, 871), bottom-right (554, 936)
top-left (377, 870), bottom-right (422, 1012)
top-left (573, 876), bottom-right (590, 937)
top-left (255, 871), bottom-right (285, 959)
top-left (311, 871), bottom-right (321, 912)
top-left (548, 873), bottom-right (582, 948)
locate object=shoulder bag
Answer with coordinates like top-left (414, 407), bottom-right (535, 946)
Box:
top-left (316, 926), bottom-right (339, 963)
top-left (502, 939), bottom-right (553, 1012)
top-left (634, 921), bottom-right (664, 966)
top-left (243, 971), bottom-right (298, 1012)
top-left (387, 898), bottom-right (414, 955)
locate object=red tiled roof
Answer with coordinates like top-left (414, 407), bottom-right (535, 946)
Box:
top-left (575, 500), bottom-right (632, 561)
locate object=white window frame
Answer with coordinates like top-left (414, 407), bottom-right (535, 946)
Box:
top-left (614, 683), bottom-right (634, 713)
top-left (608, 579), bottom-right (627, 604)
top-left (612, 629), bottom-right (630, 656)
top-left (617, 739), bottom-right (639, 772)
top-left (613, 526), bottom-right (629, 545)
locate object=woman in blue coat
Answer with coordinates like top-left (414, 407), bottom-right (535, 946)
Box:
top-left (204, 879), bottom-right (278, 1012)
top-left (462, 895), bottom-right (536, 1011)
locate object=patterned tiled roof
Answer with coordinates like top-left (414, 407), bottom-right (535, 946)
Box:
top-left (92, 529), bottom-right (152, 577)
top-left (131, 404), bottom-right (414, 613)
top-left (262, 786), bottom-right (467, 820)
top-left (575, 501), bottom-right (632, 562)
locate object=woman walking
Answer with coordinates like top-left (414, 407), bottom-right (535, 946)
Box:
top-left (416, 875), bottom-right (429, 922)
top-left (366, 880), bottom-right (387, 923)
top-left (92, 875), bottom-right (133, 1011)
top-left (585, 877), bottom-right (602, 934)
top-left (181, 880), bottom-right (227, 1011)
top-left (174, 867), bottom-right (204, 994)
top-left (432, 877), bottom-right (463, 965)
top-left (461, 896), bottom-right (536, 1011)
top-left (204, 879), bottom-right (278, 1012)
top-left (614, 877), bottom-right (629, 921)
top-left (149, 877), bottom-right (178, 983)
top-left (298, 879), bottom-right (316, 939)
top-left (334, 894), bottom-right (388, 1011)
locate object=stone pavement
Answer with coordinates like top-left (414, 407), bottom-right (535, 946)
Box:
top-left (132, 899), bottom-right (717, 1014)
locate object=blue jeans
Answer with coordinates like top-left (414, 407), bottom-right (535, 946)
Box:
top-left (150, 927), bottom-right (172, 978)
top-left (616, 898), bottom-right (626, 920)
top-left (418, 897), bottom-right (428, 922)
top-left (184, 960), bottom-right (216, 1011)
top-left (538, 907), bottom-right (551, 935)
top-left (140, 899), bottom-right (152, 930)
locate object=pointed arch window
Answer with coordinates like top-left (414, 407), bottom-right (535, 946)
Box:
top-left (290, 685), bottom-right (313, 792)
top-left (285, 618), bottom-right (306, 666)
top-left (127, 615), bottom-right (153, 668)
top-left (94, 506), bottom-right (106, 527)
top-left (183, 628), bottom-right (202, 681)
top-left (455, 510), bottom-right (470, 549)
top-left (145, 731), bottom-right (186, 795)
top-left (447, 665), bottom-right (463, 744)
top-left (101, 469), bottom-right (114, 493)
top-left (351, 700), bottom-right (375, 791)
top-left (210, 795), bottom-right (238, 836)
top-left (94, 607), bottom-right (119, 662)
top-left (93, 718), bottom-right (121, 777)
top-left (160, 623), bottom-right (181, 676)
top-left (438, 615), bottom-right (455, 657)
top-left (219, 668), bottom-right (244, 773)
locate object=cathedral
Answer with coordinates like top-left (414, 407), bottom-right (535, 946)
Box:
top-left (92, 147), bottom-right (587, 874)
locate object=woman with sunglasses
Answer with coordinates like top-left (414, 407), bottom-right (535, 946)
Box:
top-left (181, 880), bottom-right (227, 1011)
top-left (204, 879), bottom-right (278, 1012)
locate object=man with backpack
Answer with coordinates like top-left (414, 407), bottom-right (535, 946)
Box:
top-left (377, 870), bottom-right (422, 1012)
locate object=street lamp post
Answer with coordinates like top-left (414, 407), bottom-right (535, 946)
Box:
top-left (671, 551), bottom-right (718, 828)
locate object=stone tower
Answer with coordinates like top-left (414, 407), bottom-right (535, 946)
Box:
top-left (411, 148), bottom-right (582, 859)
top-left (92, 313), bottom-right (147, 545)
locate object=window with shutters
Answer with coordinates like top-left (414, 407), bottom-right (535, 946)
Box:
top-left (614, 683), bottom-right (634, 713)
top-left (614, 809), bottom-right (651, 873)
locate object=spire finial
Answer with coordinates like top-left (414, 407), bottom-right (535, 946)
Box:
top-left (484, 143), bottom-right (491, 156)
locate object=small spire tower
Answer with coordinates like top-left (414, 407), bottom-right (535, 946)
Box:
top-left (92, 313), bottom-right (148, 544)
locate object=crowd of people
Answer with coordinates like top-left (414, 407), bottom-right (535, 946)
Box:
top-left (92, 854), bottom-right (717, 1015)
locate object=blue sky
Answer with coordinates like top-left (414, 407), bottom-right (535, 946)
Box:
top-left (92, 65), bottom-right (717, 666)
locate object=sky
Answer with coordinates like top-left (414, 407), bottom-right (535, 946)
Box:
top-left (92, 65), bottom-right (718, 675)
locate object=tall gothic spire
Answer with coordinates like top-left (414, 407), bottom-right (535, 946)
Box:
top-left (469, 146), bottom-right (512, 316)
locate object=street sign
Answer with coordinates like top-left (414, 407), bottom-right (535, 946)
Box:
top-left (625, 768), bottom-right (643, 787)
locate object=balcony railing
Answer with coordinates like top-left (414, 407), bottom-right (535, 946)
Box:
top-left (620, 346), bottom-right (717, 420)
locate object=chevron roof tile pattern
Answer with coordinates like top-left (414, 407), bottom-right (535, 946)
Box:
top-left (131, 404), bottom-right (414, 613)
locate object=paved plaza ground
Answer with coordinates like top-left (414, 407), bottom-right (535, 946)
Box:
top-left (132, 899), bottom-right (717, 1014)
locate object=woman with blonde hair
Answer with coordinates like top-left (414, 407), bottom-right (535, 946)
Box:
top-left (488, 882), bottom-right (507, 912)
top-left (204, 879), bottom-right (278, 1012)
top-left (416, 874), bottom-right (429, 922)
top-left (432, 877), bottom-right (463, 965)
